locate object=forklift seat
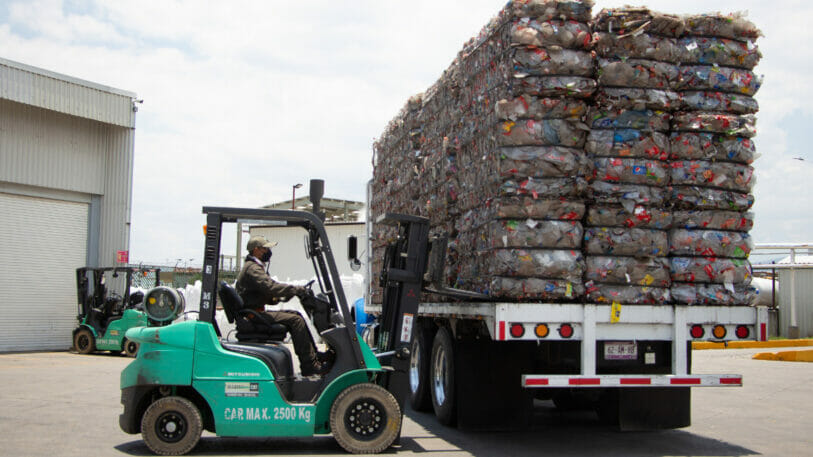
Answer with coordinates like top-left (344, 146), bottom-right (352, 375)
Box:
top-left (221, 342), bottom-right (294, 380)
top-left (218, 282), bottom-right (287, 342)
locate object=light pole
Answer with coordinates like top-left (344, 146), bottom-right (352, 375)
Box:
top-left (292, 183), bottom-right (303, 209)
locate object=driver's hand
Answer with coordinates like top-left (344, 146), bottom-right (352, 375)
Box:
top-left (294, 286), bottom-right (308, 298)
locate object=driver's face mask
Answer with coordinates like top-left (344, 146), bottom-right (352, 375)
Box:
top-left (260, 248), bottom-right (272, 263)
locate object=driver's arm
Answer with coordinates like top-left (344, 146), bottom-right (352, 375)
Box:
top-left (245, 263), bottom-right (304, 303)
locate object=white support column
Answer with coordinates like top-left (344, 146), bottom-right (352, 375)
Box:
top-left (582, 304), bottom-right (597, 376)
top-left (673, 305), bottom-right (688, 375)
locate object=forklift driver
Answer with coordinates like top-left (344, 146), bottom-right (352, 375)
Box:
top-left (236, 236), bottom-right (330, 376)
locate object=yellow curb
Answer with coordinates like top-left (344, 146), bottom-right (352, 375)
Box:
top-left (752, 350), bottom-right (813, 362)
top-left (692, 339), bottom-right (813, 350)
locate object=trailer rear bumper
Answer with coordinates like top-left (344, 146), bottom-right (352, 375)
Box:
top-left (521, 373), bottom-right (742, 388)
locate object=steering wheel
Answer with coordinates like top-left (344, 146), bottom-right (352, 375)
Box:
top-left (304, 279), bottom-right (315, 291)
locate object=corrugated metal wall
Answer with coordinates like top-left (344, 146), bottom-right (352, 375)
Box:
top-left (0, 57), bottom-right (135, 128)
top-left (777, 269), bottom-right (813, 337)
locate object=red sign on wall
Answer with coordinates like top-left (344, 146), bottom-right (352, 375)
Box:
top-left (117, 250), bottom-right (129, 263)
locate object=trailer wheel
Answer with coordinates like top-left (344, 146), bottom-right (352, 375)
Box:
top-left (123, 338), bottom-right (139, 358)
top-left (141, 396), bottom-right (202, 456)
top-left (430, 326), bottom-right (456, 425)
top-left (408, 326), bottom-right (432, 412)
top-left (330, 383), bottom-right (401, 454)
top-left (73, 328), bottom-right (96, 354)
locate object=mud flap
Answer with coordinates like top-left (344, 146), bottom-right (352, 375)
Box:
top-left (599, 387), bottom-right (691, 430)
top-left (455, 340), bottom-right (534, 430)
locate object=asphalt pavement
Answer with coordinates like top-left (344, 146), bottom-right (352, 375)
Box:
top-left (0, 347), bottom-right (811, 457)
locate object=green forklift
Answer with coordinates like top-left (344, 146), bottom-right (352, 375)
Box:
top-left (73, 267), bottom-right (162, 356)
top-left (118, 180), bottom-right (430, 455)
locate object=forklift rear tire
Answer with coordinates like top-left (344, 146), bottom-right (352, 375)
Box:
top-left (74, 328), bottom-right (96, 354)
top-left (123, 339), bottom-right (139, 358)
top-left (408, 326), bottom-right (432, 412)
top-left (141, 396), bottom-right (202, 456)
top-left (430, 326), bottom-right (456, 426)
top-left (330, 383), bottom-right (401, 454)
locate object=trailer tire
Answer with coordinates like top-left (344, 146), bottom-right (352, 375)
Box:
top-left (408, 326), bottom-right (432, 412)
top-left (123, 338), bottom-right (139, 358)
top-left (74, 328), bottom-right (96, 354)
top-left (330, 383), bottom-right (401, 454)
top-left (430, 326), bottom-right (456, 426)
top-left (141, 396), bottom-right (202, 456)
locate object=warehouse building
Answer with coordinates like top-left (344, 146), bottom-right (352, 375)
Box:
top-left (0, 57), bottom-right (138, 352)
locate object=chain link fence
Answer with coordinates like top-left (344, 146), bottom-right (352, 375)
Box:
top-left (127, 265), bottom-right (239, 289)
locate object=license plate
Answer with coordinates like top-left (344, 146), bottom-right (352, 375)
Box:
top-left (604, 341), bottom-right (637, 360)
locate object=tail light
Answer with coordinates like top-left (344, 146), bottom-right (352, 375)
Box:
top-left (690, 325), bottom-right (705, 339)
top-left (735, 325), bottom-right (750, 339)
top-left (510, 323), bottom-right (525, 338)
top-left (558, 323), bottom-right (574, 338)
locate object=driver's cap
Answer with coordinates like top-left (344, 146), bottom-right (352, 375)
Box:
top-left (247, 236), bottom-right (278, 251)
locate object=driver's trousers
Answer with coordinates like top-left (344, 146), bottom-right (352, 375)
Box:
top-left (262, 310), bottom-right (318, 368)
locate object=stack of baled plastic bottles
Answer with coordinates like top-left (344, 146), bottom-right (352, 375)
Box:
top-left (369, 0), bottom-right (761, 307)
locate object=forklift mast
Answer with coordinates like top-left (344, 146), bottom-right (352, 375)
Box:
top-left (374, 213), bottom-right (430, 412)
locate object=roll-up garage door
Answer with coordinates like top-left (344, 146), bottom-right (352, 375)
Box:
top-left (0, 192), bottom-right (88, 351)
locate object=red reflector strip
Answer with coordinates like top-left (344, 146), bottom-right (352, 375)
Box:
top-left (569, 378), bottom-right (600, 386)
top-left (720, 377), bottom-right (742, 385)
top-left (671, 378), bottom-right (701, 385)
top-left (760, 323), bottom-right (767, 341)
top-left (620, 378), bottom-right (652, 385)
top-left (499, 321), bottom-right (505, 341)
top-left (525, 378), bottom-right (549, 386)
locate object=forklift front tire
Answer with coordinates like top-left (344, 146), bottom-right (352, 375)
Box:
top-left (330, 383), bottom-right (401, 454)
top-left (74, 328), bottom-right (96, 354)
top-left (123, 339), bottom-right (139, 358)
top-left (141, 396), bottom-right (202, 456)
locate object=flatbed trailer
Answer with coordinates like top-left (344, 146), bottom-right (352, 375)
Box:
top-left (364, 300), bottom-right (768, 430)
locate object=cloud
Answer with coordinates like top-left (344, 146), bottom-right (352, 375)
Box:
top-left (2, 0), bottom-right (813, 265)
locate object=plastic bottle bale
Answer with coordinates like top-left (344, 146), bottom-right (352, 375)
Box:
top-left (592, 7), bottom-right (684, 38)
top-left (509, 0), bottom-right (594, 22)
top-left (498, 146), bottom-right (592, 178)
top-left (669, 160), bottom-right (754, 193)
top-left (455, 198), bottom-right (585, 233)
top-left (585, 256), bottom-right (671, 287)
top-left (677, 37), bottom-right (762, 69)
top-left (480, 248), bottom-right (585, 282)
top-left (672, 210), bottom-right (753, 231)
top-left (510, 19), bottom-right (592, 49)
top-left (496, 96), bottom-right (588, 121)
top-left (669, 133), bottom-right (756, 164)
top-left (485, 277), bottom-right (585, 300)
top-left (587, 107), bottom-right (671, 131)
top-left (510, 75), bottom-right (597, 99)
top-left (513, 47), bottom-right (595, 76)
top-left (592, 32), bottom-right (682, 63)
top-left (500, 177), bottom-right (588, 199)
top-left (585, 281), bottom-right (671, 305)
top-left (671, 282), bottom-right (756, 306)
top-left (584, 227), bottom-right (669, 257)
top-left (677, 91), bottom-right (759, 115)
top-left (587, 204), bottom-right (673, 230)
top-left (682, 12), bottom-right (762, 42)
top-left (673, 65), bottom-right (762, 96)
top-left (669, 185), bottom-right (754, 211)
top-left (593, 157), bottom-right (669, 186)
top-left (670, 256), bottom-right (752, 284)
top-left (597, 58), bottom-right (680, 90)
top-left (669, 228), bottom-right (752, 258)
top-left (476, 219), bottom-right (584, 249)
top-left (586, 129), bottom-right (670, 160)
top-left (594, 88), bottom-right (680, 111)
top-left (671, 112), bottom-right (756, 137)
top-left (589, 181), bottom-right (667, 208)
top-left (498, 118), bottom-right (589, 147)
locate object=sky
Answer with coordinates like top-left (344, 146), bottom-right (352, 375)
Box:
top-left (1, 0), bottom-right (811, 266)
